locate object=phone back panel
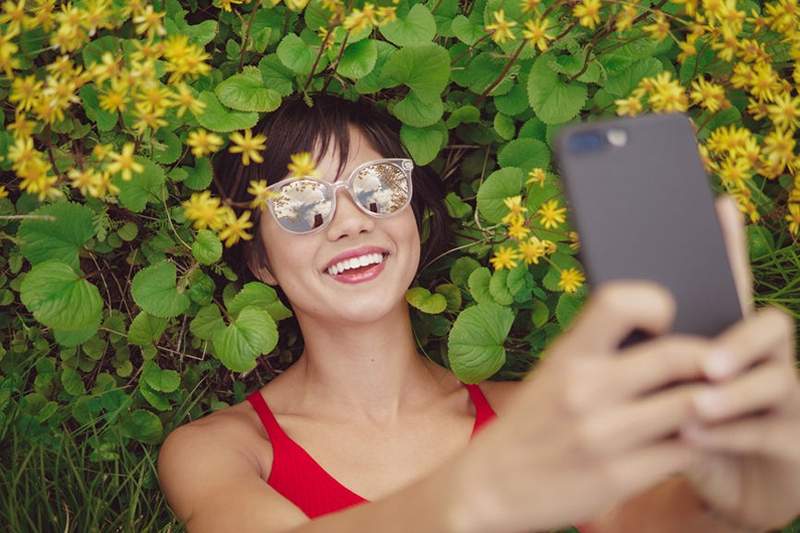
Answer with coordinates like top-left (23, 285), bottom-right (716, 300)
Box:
top-left (554, 113), bottom-right (743, 338)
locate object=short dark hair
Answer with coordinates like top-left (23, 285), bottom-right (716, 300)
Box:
top-left (210, 92), bottom-right (453, 288)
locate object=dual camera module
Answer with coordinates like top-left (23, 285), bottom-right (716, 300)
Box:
top-left (566, 127), bottom-right (628, 154)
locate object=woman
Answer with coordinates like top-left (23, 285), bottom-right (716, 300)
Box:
top-left (157, 93), bottom-right (800, 533)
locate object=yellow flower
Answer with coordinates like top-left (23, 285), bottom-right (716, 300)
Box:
top-left (0, 0), bottom-right (26, 33)
top-left (133, 5), bottom-right (166, 39)
top-left (536, 199), bottom-right (567, 229)
top-left (677, 34), bottom-right (699, 63)
top-left (285, 0), bottom-right (310, 11)
top-left (558, 267), bottom-right (585, 294)
top-left (187, 129), bottom-right (224, 158)
top-left (518, 237), bottom-right (546, 264)
top-left (522, 17), bottom-right (554, 52)
top-left (99, 77), bottom-right (129, 114)
top-left (247, 179), bottom-right (280, 211)
top-left (644, 72), bottom-right (688, 112)
top-left (162, 33), bottom-right (212, 84)
top-left (489, 245), bottom-right (522, 271)
top-left (573, 0), bottom-right (601, 29)
top-left (767, 92), bottom-right (800, 131)
top-left (218, 208), bottom-right (254, 247)
top-left (615, 4), bottom-right (638, 32)
top-left (106, 143), bottom-right (144, 182)
top-left (287, 151), bottom-right (319, 178)
top-left (520, 0), bottom-right (542, 14)
top-left (748, 62), bottom-right (781, 102)
top-left (527, 168), bottom-right (547, 187)
top-left (507, 220), bottom-right (530, 240)
top-left (8, 111), bottom-right (35, 139)
top-left (643, 11), bottom-right (669, 41)
top-left (486, 9), bottom-right (517, 44)
top-left (786, 203), bottom-right (800, 236)
top-left (229, 128), bottom-right (267, 166)
top-left (342, 2), bottom-right (378, 33)
top-left (690, 78), bottom-right (729, 112)
top-left (171, 83), bottom-right (206, 118)
top-left (9, 74), bottom-right (42, 112)
top-left (761, 128), bottom-right (795, 173)
top-left (0, 185), bottom-right (8, 198)
top-left (503, 195), bottom-right (528, 217)
top-left (181, 190), bottom-right (227, 231)
top-left (615, 95), bottom-right (643, 116)
top-left (376, 6), bottom-right (397, 25)
top-left (217, 0), bottom-right (245, 12)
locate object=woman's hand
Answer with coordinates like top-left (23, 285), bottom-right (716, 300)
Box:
top-left (675, 195), bottom-right (800, 532)
top-left (453, 280), bottom-right (718, 533)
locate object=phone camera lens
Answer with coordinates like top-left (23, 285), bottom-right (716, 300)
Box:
top-left (567, 130), bottom-right (609, 154)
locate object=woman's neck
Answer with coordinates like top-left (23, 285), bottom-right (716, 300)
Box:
top-left (279, 300), bottom-right (454, 429)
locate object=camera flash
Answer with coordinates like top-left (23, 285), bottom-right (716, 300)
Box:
top-left (606, 128), bottom-right (627, 146)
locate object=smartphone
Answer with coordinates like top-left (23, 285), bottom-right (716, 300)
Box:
top-left (553, 113), bottom-right (743, 350)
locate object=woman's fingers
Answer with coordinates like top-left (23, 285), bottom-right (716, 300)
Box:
top-left (559, 280), bottom-right (677, 354)
top-left (706, 306), bottom-right (795, 381)
top-left (691, 359), bottom-right (796, 423)
top-left (714, 194), bottom-right (755, 317)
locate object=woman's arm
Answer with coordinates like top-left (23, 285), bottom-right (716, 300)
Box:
top-left (157, 423), bottom-right (483, 533)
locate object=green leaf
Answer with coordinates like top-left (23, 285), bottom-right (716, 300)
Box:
top-left (183, 158), bottom-right (213, 191)
top-left (450, 256), bottom-right (481, 287)
top-left (476, 167), bottom-right (524, 224)
top-left (489, 269), bottom-right (514, 305)
top-left (79, 85), bottom-right (117, 131)
top-left (528, 53), bottom-right (587, 125)
top-left (61, 367), bottom-right (86, 396)
top-left (121, 409), bottom-right (163, 444)
top-left (400, 122), bottom-right (446, 165)
top-left (467, 266), bottom-right (493, 305)
top-left (494, 83), bottom-right (530, 116)
top-left (141, 360), bottom-right (180, 393)
top-left (190, 303), bottom-right (226, 341)
top-left (111, 157), bottom-right (166, 213)
top-left (117, 222), bottom-right (139, 241)
top-left (405, 286), bottom-right (447, 314)
top-left (192, 230), bottom-right (222, 265)
top-left (746, 224), bottom-right (774, 260)
top-left (212, 307), bottom-right (278, 373)
top-left (153, 128), bottom-right (182, 165)
top-left (531, 298), bottom-right (550, 327)
top-left (195, 91), bottom-right (258, 133)
top-left (228, 281), bottom-right (293, 322)
top-left (498, 138), bottom-right (550, 173)
top-left (451, 14), bottom-right (483, 45)
top-left (447, 303), bottom-right (514, 383)
top-left (20, 260), bottom-right (103, 331)
top-left (258, 53), bottom-right (296, 97)
top-left (337, 38), bottom-right (378, 80)
top-left (379, 4), bottom-right (436, 46)
top-left (391, 90), bottom-right (443, 127)
top-left (277, 33), bottom-right (316, 75)
top-left (381, 43), bottom-right (450, 100)
top-left (127, 311), bottom-right (168, 346)
top-left (542, 252), bottom-right (583, 291)
top-left (494, 113), bottom-right (515, 140)
top-left (216, 66), bottom-right (282, 112)
top-left (18, 202), bottom-right (95, 270)
top-left (605, 57), bottom-right (662, 97)
top-left (444, 192), bottom-right (472, 219)
top-left (556, 291), bottom-right (585, 328)
top-left (445, 105), bottom-right (481, 129)
top-left (435, 283), bottom-right (462, 313)
top-left (139, 380), bottom-right (171, 411)
top-left (131, 260), bottom-right (191, 319)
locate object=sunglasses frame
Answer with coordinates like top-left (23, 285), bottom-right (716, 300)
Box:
top-left (265, 157), bottom-right (415, 235)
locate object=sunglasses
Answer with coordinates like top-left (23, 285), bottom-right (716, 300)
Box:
top-left (265, 157), bottom-right (414, 235)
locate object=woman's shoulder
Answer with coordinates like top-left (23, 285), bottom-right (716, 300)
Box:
top-left (478, 378), bottom-right (523, 416)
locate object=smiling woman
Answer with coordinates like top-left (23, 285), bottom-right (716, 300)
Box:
top-left (155, 91), bottom-right (799, 533)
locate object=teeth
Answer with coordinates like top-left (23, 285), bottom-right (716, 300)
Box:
top-left (327, 253), bottom-right (385, 276)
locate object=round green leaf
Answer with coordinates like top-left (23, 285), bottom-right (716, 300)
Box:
top-left (400, 123), bottom-right (446, 165)
top-left (111, 157), bottom-right (166, 213)
top-left (277, 33), bottom-right (316, 75)
top-left (18, 202), bottom-right (95, 270)
top-left (447, 303), bottom-right (515, 383)
top-left (556, 291), bottom-right (585, 328)
top-left (215, 66), bottom-right (281, 112)
top-left (192, 230), bottom-right (222, 265)
top-left (405, 286), bottom-right (447, 314)
top-left (476, 167), bottom-right (524, 224)
top-left (212, 306), bottom-right (278, 373)
top-left (195, 90), bottom-right (258, 133)
top-left (228, 282), bottom-right (293, 322)
top-left (467, 266), bottom-right (493, 305)
top-left (381, 43), bottom-right (450, 100)
top-left (337, 38), bottom-right (378, 80)
top-left (117, 222), bottom-right (139, 242)
top-left (190, 303), bottom-right (226, 341)
top-left (498, 138), bottom-right (551, 173)
top-left (527, 52), bottom-right (587, 125)
top-left (531, 298), bottom-right (550, 327)
top-left (61, 367), bottom-right (86, 396)
top-left (141, 360), bottom-right (180, 393)
top-left (435, 283), bottom-right (462, 313)
top-left (391, 90), bottom-right (443, 127)
top-left (489, 269), bottom-right (514, 305)
top-left (127, 311), bottom-right (169, 346)
top-left (379, 4), bottom-right (436, 46)
top-left (121, 408), bottom-right (163, 444)
top-left (450, 256), bottom-right (481, 287)
top-left (494, 112), bottom-right (515, 140)
top-left (20, 260), bottom-right (103, 331)
top-left (131, 260), bottom-right (191, 319)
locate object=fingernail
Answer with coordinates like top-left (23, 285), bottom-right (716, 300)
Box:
top-left (704, 348), bottom-right (736, 380)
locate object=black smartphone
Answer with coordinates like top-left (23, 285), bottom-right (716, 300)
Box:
top-left (553, 113), bottom-right (743, 350)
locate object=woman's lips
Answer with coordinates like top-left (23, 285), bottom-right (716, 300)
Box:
top-left (326, 256), bottom-right (387, 284)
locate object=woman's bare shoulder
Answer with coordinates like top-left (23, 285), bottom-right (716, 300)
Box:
top-left (479, 379), bottom-right (524, 416)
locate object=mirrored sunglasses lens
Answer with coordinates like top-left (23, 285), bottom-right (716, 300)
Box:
top-left (271, 179), bottom-right (332, 233)
top-left (352, 163), bottom-right (410, 215)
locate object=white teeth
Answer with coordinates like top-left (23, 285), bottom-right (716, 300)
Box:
top-left (327, 252), bottom-right (386, 276)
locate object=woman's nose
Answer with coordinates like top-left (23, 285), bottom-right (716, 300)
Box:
top-left (325, 186), bottom-right (375, 239)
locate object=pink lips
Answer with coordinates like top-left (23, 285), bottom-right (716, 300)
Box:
top-left (328, 258), bottom-right (387, 284)
top-left (322, 245), bottom-right (389, 273)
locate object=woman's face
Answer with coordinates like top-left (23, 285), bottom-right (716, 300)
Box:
top-left (250, 124), bottom-right (421, 323)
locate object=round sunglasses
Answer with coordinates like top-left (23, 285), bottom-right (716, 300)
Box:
top-left (265, 157), bottom-right (414, 235)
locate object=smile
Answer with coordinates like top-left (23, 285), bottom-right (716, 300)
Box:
top-left (326, 252), bottom-right (389, 284)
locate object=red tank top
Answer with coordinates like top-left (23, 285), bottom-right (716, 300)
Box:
top-left (246, 382), bottom-right (593, 533)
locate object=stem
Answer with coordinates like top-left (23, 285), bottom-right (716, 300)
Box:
top-left (303, 22), bottom-right (336, 93)
top-left (238, 2), bottom-right (260, 71)
top-left (474, 38), bottom-right (528, 107)
top-left (321, 29), bottom-right (351, 94)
